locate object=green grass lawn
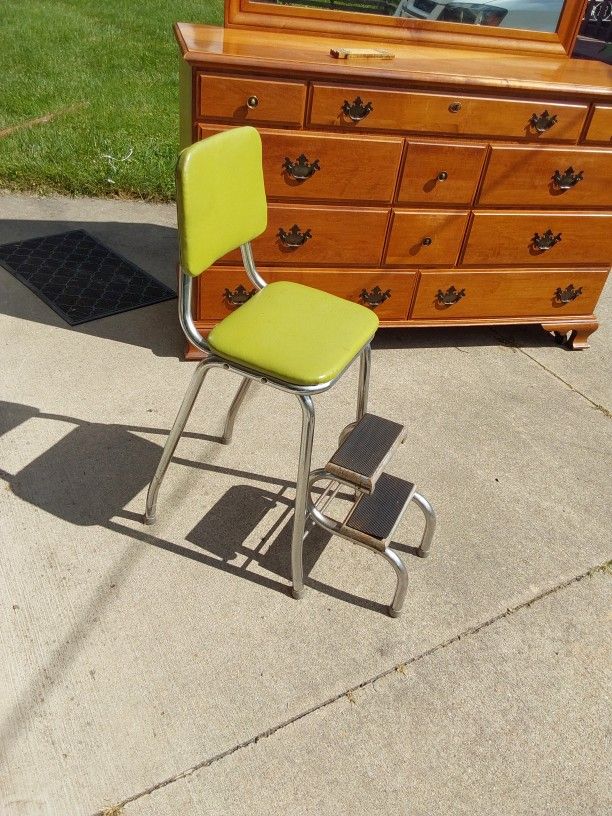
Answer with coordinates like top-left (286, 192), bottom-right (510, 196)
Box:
top-left (0, 1), bottom-right (223, 201)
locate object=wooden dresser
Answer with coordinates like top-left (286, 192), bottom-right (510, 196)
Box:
top-left (175, 22), bottom-right (612, 357)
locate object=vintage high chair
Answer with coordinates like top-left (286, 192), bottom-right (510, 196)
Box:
top-left (144, 126), bottom-right (435, 616)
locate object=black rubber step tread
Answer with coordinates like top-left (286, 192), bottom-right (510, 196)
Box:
top-left (344, 472), bottom-right (415, 546)
top-left (326, 413), bottom-right (406, 493)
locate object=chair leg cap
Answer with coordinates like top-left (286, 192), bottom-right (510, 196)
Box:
top-left (388, 606), bottom-right (403, 618)
top-left (143, 513), bottom-right (156, 526)
top-left (416, 548), bottom-right (429, 558)
top-left (292, 588), bottom-right (305, 600)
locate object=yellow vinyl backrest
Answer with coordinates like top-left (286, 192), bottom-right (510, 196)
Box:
top-left (176, 127), bottom-right (268, 277)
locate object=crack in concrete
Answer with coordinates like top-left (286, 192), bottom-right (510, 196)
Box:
top-left (91, 559), bottom-right (611, 816)
top-left (516, 348), bottom-right (612, 418)
top-left (491, 330), bottom-right (611, 418)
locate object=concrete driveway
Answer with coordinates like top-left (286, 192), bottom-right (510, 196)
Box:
top-left (1, 193), bottom-right (610, 816)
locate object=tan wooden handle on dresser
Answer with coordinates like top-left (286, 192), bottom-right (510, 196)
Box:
top-left (436, 285), bottom-right (465, 305)
top-left (554, 283), bottom-right (583, 304)
top-left (342, 97), bottom-right (373, 122)
top-left (530, 110), bottom-right (558, 133)
top-left (552, 167), bottom-right (584, 190)
top-left (283, 154), bottom-right (321, 180)
top-left (532, 229), bottom-right (562, 251)
top-left (360, 286), bottom-right (391, 308)
top-left (277, 224), bottom-right (312, 247)
top-left (224, 284), bottom-right (256, 306)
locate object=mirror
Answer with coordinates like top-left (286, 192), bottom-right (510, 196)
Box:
top-left (255, 0), bottom-right (566, 33)
top-left (230, 0), bottom-right (585, 55)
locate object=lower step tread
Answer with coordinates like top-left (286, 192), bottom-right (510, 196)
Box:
top-left (343, 472), bottom-right (415, 549)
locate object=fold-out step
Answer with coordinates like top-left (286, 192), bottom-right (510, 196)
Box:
top-left (325, 413), bottom-right (406, 493)
top-left (342, 472), bottom-right (416, 551)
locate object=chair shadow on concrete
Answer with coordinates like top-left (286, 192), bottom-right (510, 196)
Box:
top-left (0, 220), bottom-right (183, 358)
top-left (1, 397), bottom-right (403, 753)
top-left (0, 399), bottom-right (396, 615)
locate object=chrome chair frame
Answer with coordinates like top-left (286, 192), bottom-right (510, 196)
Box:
top-left (145, 242), bottom-right (373, 599)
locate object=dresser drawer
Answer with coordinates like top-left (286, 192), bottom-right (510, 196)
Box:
top-left (222, 204), bottom-right (389, 266)
top-left (463, 212), bottom-right (612, 266)
top-left (197, 74), bottom-right (307, 126)
top-left (397, 140), bottom-right (487, 206)
top-left (479, 145), bottom-right (612, 208)
top-left (200, 268), bottom-right (416, 320)
top-left (583, 105), bottom-right (612, 145)
top-left (197, 125), bottom-right (403, 203)
top-left (385, 210), bottom-right (469, 267)
top-left (309, 84), bottom-right (588, 141)
top-left (411, 269), bottom-right (608, 319)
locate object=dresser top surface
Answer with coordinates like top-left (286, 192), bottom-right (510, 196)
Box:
top-left (175, 23), bottom-right (612, 99)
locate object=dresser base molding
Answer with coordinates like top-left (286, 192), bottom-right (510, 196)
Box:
top-left (185, 314), bottom-right (600, 359)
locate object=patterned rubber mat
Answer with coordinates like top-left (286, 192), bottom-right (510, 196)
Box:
top-left (0, 229), bottom-right (175, 325)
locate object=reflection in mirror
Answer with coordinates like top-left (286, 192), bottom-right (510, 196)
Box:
top-left (257, 0), bottom-right (566, 33)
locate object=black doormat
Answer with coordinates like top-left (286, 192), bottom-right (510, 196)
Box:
top-left (0, 229), bottom-right (176, 325)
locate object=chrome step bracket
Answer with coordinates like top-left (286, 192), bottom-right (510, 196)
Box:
top-left (342, 472), bottom-right (416, 551)
top-left (325, 413), bottom-right (406, 494)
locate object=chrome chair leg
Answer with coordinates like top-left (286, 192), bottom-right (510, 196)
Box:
top-left (144, 358), bottom-right (217, 524)
top-left (381, 547), bottom-right (409, 617)
top-left (291, 394), bottom-right (315, 599)
top-left (357, 343), bottom-right (371, 421)
top-left (412, 491), bottom-right (436, 557)
top-left (221, 377), bottom-right (252, 444)
top-left (338, 343), bottom-right (372, 448)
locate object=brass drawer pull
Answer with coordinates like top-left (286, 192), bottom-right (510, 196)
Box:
top-left (532, 228), bottom-right (562, 251)
top-left (224, 284), bottom-right (256, 306)
top-left (342, 96), bottom-right (373, 122)
top-left (554, 283), bottom-right (583, 304)
top-left (448, 102), bottom-right (462, 113)
top-left (422, 237), bottom-right (433, 246)
top-left (360, 286), bottom-right (391, 308)
top-left (283, 154), bottom-right (321, 180)
top-left (436, 285), bottom-right (465, 305)
top-left (552, 166), bottom-right (583, 190)
top-left (437, 171), bottom-right (448, 181)
top-left (530, 110), bottom-right (557, 133)
top-left (278, 224), bottom-right (312, 247)
top-left (246, 96), bottom-right (259, 109)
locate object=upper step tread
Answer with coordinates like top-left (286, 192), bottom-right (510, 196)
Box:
top-left (326, 413), bottom-right (405, 493)
top-left (343, 472), bottom-right (415, 549)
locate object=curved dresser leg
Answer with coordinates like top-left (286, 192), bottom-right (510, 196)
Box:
top-left (544, 321), bottom-right (599, 350)
top-left (412, 492), bottom-right (436, 558)
top-left (567, 321), bottom-right (599, 350)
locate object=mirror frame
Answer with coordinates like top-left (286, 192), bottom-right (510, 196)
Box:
top-left (225, 0), bottom-right (587, 56)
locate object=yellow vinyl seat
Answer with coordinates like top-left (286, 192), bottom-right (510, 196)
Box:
top-left (208, 280), bottom-right (378, 386)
